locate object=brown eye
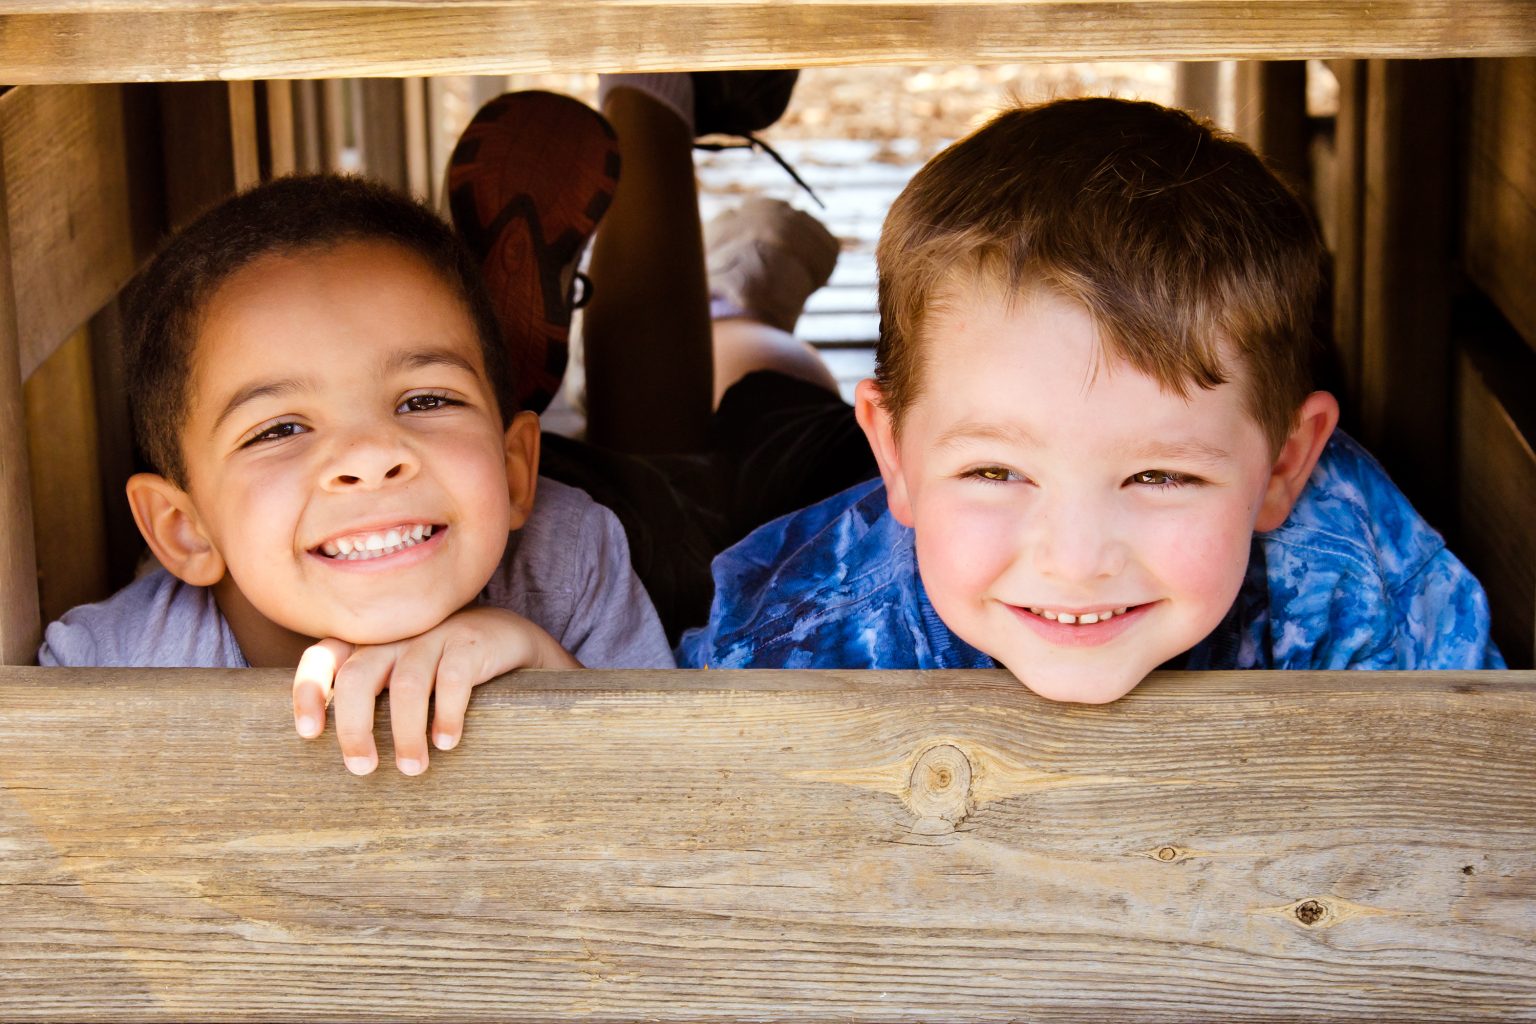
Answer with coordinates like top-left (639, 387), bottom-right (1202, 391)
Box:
top-left (398, 393), bottom-right (460, 414)
top-left (1130, 470), bottom-right (1193, 487)
top-left (973, 466), bottom-right (1012, 482)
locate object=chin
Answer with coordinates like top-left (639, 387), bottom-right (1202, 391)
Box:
top-left (323, 609), bottom-right (456, 646)
top-left (1002, 661), bottom-right (1148, 705)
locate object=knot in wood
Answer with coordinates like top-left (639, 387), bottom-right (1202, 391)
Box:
top-left (1295, 900), bottom-right (1327, 926)
top-left (907, 744), bottom-right (973, 823)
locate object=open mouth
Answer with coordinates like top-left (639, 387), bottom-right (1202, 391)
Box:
top-left (314, 523), bottom-right (441, 561)
top-left (1021, 604), bottom-right (1141, 625)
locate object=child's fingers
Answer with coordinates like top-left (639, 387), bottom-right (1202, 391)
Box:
top-left (292, 638), bottom-right (354, 739)
top-left (331, 646), bottom-right (394, 776)
top-left (428, 640), bottom-right (484, 752)
top-left (386, 639), bottom-right (445, 776)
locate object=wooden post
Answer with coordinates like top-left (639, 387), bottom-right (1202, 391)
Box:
top-left (1327, 60), bottom-right (1369, 424)
top-left (1358, 59), bottom-right (1460, 528)
top-left (1175, 61), bottom-right (1225, 126)
top-left (22, 326), bottom-right (108, 626)
top-left (259, 79), bottom-right (298, 179)
top-left (1233, 60), bottom-right (1310, 193)
top-left (358, 77), bottom-right (409, 190)
top-left (403, 76), bottom-right (431, 201)
top-left (158, 81), bottom-right (262, 230)
top-left (0, 159), bottom-right (41, 665)
top-left (291, 79), bottom-right (324, 173)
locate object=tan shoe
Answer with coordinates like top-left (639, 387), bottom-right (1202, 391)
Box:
top-left (705, 197), bottom-right (839, 334)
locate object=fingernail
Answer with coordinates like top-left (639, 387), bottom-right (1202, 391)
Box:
top-left (344, 755), bottom-right (375, 776)
top-left (398, 757), bottom-right (426, 776)
top-left (433, 732), bottom-right (458, 751)
top-left (296, 715), bottom-right (320, 738)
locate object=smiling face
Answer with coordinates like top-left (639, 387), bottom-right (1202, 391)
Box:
top-left (859, 285), bottom-right (1298, 703)
top-left (144, 239), bottom-right (535, 662)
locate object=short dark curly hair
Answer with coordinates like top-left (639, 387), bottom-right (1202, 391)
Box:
top-left (123, 174), bottom-right (512, 486)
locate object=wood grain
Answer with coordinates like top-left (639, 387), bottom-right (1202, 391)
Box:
top-left (0, 84), bottom-right (150, 380)
top-left (0, 1), bottom-right (1534, 84)
top-left (1459, 344), bottom-right (1536, 668)
top-left (1233, 61), bottom-right (1310, 193)
top-left (0, 160), bottom-right (41, 666)
top-left (2, 667), bottom-right (1534, 1021)
top-left (159, 81), bottom-right (262, 231)
top-left (1466, 57), bottom-right (1536, 355)
top-left (22, 326), bottom-right (109, 626)
top-left (1358, 59), bottom-right (1459, 529)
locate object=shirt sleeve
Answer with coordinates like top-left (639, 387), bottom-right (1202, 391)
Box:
top-left (1370, 546), bottom-right (1506, 670)
top-left (558, 498), bottom-right (676, 669)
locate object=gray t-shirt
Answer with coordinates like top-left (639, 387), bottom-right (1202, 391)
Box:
top-left (39, 477), bottom-right (674, 669)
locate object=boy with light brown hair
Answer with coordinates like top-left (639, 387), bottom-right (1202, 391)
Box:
top-left (679, 97), bottom-right (1502, 693)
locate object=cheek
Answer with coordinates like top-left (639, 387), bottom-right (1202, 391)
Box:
top-left (1139, 498), bottom-right (1257, 608)
top-left (911, 489), bottom-right (1020, 600)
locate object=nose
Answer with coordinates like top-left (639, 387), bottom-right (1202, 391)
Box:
top-left (1027, 490), bottom-right (1126, 583)
top-left (320, 427), bottom-right (419, 492)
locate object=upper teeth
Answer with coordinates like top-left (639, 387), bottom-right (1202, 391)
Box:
top-left (321, 524), bottom-right (433, 560)
top-left (1029, 606), bottom-right (1130, 625)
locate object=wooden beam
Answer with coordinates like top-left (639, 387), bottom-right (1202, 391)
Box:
top-left (1466, 57), bottom-right (1536, 354)
top-left (1358, 59), bottom-right (1460, 529)
top-left (357, 77), bottom-right (409, 191)
top-left (1233, 61), bottom-right (1310, 193)
top-left (0, 84), bottom-right (158, 381)
top-left (22, 326), bottom-right (108, 626)
top-left (1327, 60), bottom-right (1368, 422)
top-left (1, 1), bottom-right (1534, 84)
top-left (0, 161), bottom-right (41, 666)
top-left (258, 79), bottom-right (298, 179)
top-left (3, 668), bottom-right (1534, 1020)
top-left (159, 81), bottom-right (262, 231)
top-left (1458, 333), bottom-right (1536, 668)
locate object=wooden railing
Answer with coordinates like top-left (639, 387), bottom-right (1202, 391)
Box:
top-left (3, 667), bottom-right (1534, 1020)
top-left (2, 0), bottom-right (1536, 84)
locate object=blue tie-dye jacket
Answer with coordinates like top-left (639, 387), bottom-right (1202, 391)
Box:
top-left (677, 432), bottom-right (1504, 671)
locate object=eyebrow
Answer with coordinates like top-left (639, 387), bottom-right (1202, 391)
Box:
top-left (209, 346), bottom-right (483, 436)
top-left (932, 422), bottom-right (1231, 464)
top-left (1120, 438), bottom-right (1233, 465)
top-left (932, 422), bottom-right (1040, 452)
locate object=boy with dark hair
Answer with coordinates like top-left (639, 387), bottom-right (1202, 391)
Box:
top-left (679, 97), bottom-right (1503, 696)
top-left (40, 173), bottom-right (673, 774)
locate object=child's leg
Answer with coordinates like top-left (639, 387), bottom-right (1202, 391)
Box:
top-left (705, 195), bottom-right (841, 405)
top-left (582, 85), bottom-right (715, 455)
top-left (582, 73), bottom-right (841, 453)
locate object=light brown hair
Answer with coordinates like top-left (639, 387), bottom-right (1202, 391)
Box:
top-left (874, 97), bottom-right (1326, 453)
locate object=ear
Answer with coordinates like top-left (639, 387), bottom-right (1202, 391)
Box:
top-left (853, 378), bottom-right (915, 527)
top-left (503, 410), bottom-right (541, 530)
top-left (1255, 391), bottom-right (1340, 532)
top-left (125, 472), bottom-right (227, 586)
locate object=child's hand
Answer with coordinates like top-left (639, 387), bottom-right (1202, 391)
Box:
top-left (290, 607), bottom-right (580, 776)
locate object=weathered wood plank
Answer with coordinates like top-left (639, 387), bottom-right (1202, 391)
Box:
top-left (1233, 60), bottom-right (1310, 192)
top-left (159, 81), bottom-right (262, 231)
top-left (0, 84), bottom-right (153, 381)
top-left (1459, 339), bottom-right (1536, 668)
top-left (1466, 57), bottom-right (1536, 354)
top-left (1, 1), bottom-right (1535, 84)
top-left (2, 668), bottom-right (1534, 1021)
top-left (1358, 59), bottom-right (1459, 528)
top-left (1327, 59), bottom-right (1368, 418)
top-left (22, 326), bottom-right (109, 626)
top-left (0, 160), bottom-right (41, 666)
